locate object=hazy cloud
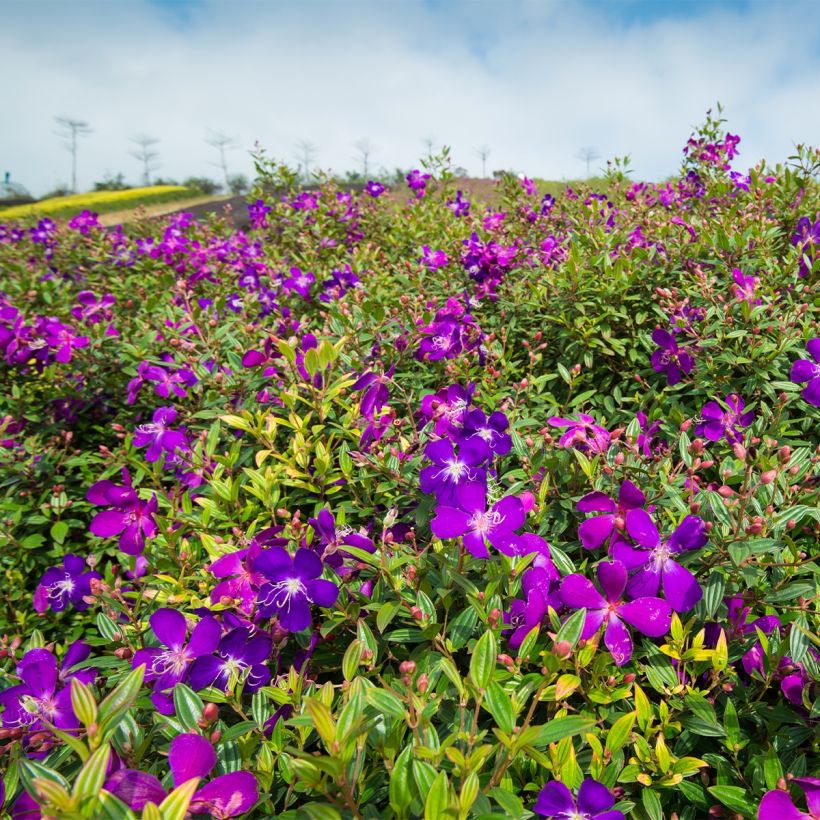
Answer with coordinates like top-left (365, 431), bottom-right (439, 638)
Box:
top-left (1, 0), bottom-right (818, 195)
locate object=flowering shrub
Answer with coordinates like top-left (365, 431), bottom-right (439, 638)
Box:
top-left (0, 113), bottom-right (817, 818)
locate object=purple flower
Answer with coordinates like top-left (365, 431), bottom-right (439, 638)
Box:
top-left (209, 547), bottom-right (266, 615)
top-left (87, 474), bottom-right (158, 555)
top-left (33, 554), bottom-right (100, 615)
top-left (419, 384), bottom-right (475, 438)
top-left (248, 199), bottom-right (271, 230)
top-left (67, 210), bottom-right (100, 234)
top-left (143, 364), bottom-right (196, 400)
top-left (352, 370), bottom-right (391, 420)
top-left (576, 480), bottom-right (646, 551)
top-left (790, 338), bottom-right (820, 407)
top-left (534, 777), bottom-right (624, 819)
top-left (132, 610), bottom-right (221, 714)
top-left (106, 732), bottom-right (258, 818)
top-left (430, 481), bottom-right (525, 559)
top-left (613, 512), bottom-right (707, 612)
top-left (308, 508), bottom-right (375, 570)
top-left (446, 190), bottom-right (470, 217)
top-left (283, 266), bottom-right (316, 299)
top-left (419, 438), bottom-right (489, 503)
top-left (71, 290), bottom-right (116, 326)
top-left (650, 328), bottom-right (694, 386)
top-left (504, 565), bottom-right (560, 649)
top-left (457, 408), bottom-right (512, 456)
top-left (255, 547), bottom-right (339, 631)
top-left (635, 411), bottom-right (668, 457)
top-left (695, 394), bottom-right (754, 444)
top-left (189, 627), bottom-right (272, 693)
top-left (421, 246), bottom-right (449, 271)
top-left (365, 180), bottom-right (385, 198)
top-left (759, 777), bottom-right (820, 820)
top-left (133, 406), bottom-right (189, 464)
top-left (559, 561), bottom-right (672, 666)
top-left (0, 645), bottom-right (94, 737)
top-left (43, 320), bottom-right (89, 363)
top-left (548, 414), bottom-right (611, 455)
top-left (731, 268), bottom-right (759, 306)
top-left (406, 169), bottom-right (431, 199)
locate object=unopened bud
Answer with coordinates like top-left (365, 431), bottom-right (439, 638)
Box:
top-left (760, 470), bottom-right (777, 484)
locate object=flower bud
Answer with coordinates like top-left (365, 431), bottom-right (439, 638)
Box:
top-left (760, 470), bottom-right (777, 484)
top-left (553, 640), bottom-right (572, 659)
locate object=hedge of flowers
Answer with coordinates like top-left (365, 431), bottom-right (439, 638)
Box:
top-left (0, 112), bottom-right (817, 819)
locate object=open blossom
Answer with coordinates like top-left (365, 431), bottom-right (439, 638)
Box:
top-left (33, 554), bottom-right (100, 615)
top-left (106, 732), bottom-right (258, 818)
top-left (758, 777), bottom-right (820, 820)
top-left (431, 480), bottom-right (525, 559)
top-left (695, 394), bottom-right (754, 444)
top-left (790, 338), bottom-right (820, 406)
top-left (419, 383), bottom-right (475, 437)
top-left (248, 199), bottom-right (271, 230)
top-left (421, 245), bottom-right (449, 271)
top-left (406, 169), bottom-right (431, 199)
top-left (0, 644), bottom-right (95, 737)
top-left (283, 266), bottom-right (315, 299)
top-left (43, 319), bottom-right (89, 363)
top-left (559, 560), bottom-right (672, 666)
top-left (189, 627), bottom-right (272, 693)
top-left (534, 778), bottom-right (624, 820)
top-left (308, 508), bottom-right (374, 570)
top-left (576, 479), bottom-right (646, 551)
top-left (650, 327), bottom-right (694, 386)
top-left (548, 414), bottom-right (610, 455)
top-left (133, 406), bottom-right (189, 464)
top-left (419, 438), bottom-right (489, 503)
top-left (613, 511), bottom-right (707, 612)
top-left (365, 180), bottom-right (385, 198)
top-left (731, 268), bottom-right (759, 305)
top-left (255, 547), bottom-right (339, 631)
top-left (132, 609), bottom-right (221, 714)
top-left (87, 473), bottom-right (158, 555)
top-left (504, 564), bottom-right (560, 649)
top-left (457, 408), bottom-right (511, 456)
top-left (446, 189), bottom-right (470, 217)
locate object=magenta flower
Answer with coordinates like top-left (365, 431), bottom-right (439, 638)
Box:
top-left (209, 548), bottom-right (264, 615)
top-left (189, 627), bottom-right (272, 693)
top-left (446, 190), bottom-right (470, 217)
top-left (365, 180), bottom-right (385, 198)
top-left (67, 210), bottom-right (100, 234)
top-left (534, 777), bottom-right (624, 819)
top-left (695, 394), bottom-right (754, 444)
top-left (419, 438), bottom-right (489, 503)
top-left (307, 508), bottom-right (374, 570)
top-left (33, 554), bottom-right (100, 615)
top-left (612, 511), bottom-right (707, 612)
top-left (248, 199), bottom-right (271, 230)
top-left (43, 320), bottom-right (89, 363)
top-left (132, 609), bottom-right (221, 714)
top-left (421, 246), bottom-right (449, 271)
top-left (759, 777), bottom-right (820, 820)
top-left (559, 561), bottom-right (671, 666)
top-left (0, 645), bottom-right (95, 737)
top-left (504, 565), bottom-right (560, 649)
top-left (283, 266), bottom-right (316, 299)
top-left (430, 481), bottom-right (525, 559)
top-left (418, 384), bottom-right (475, 438)
top-left (650, 327), bottom-right (694, 386)
top-left (457, 408), bottom-right (512, 457)
top-left (87, 474), bottom-right (158, 555)
top-left (548, 414), bottom-right (611, 455)
top-left (731, 268), bottom-right (759, 305)
top-left (576, 479), bottom-right (646, 551)
top-left (255, 547), bottom-right (339, 631)
top-left (791, 338), bottom-right (820, 407)
top-left (133, 406), bottom-right (189, 464)
top-left (106, 733), bottom-right (258, 818)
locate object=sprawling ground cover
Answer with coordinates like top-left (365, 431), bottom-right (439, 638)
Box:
top-left (0, 186), bottom-right (195, 220)
top-left (0, 115), bottom-right (817, 819)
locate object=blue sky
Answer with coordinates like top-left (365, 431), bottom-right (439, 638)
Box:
top-left (1, 0), bottom-right (817, 195)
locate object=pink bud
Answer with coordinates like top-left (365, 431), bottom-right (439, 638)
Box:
top-left (519, 491), bottom-right (536, 513)
top-left (760, 470), bottom-right (777, 484)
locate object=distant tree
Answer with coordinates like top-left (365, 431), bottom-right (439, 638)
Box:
top-left (294, 139), bottom-right (318, 183)
top-left (227, 173), bottom-right (249, 195)
top-left (353, 138), bottom-right (375, 178)
top-left (152, 176), bottom-right (179, 186)
top-left (129, 134), bottom-right (160, 186)
top-left (576, 146), bottom-right (600, 178)
top-left (205, 130), bottom-right (237, 189)
top-left (54, 116), bottom-right (93, 193)
top-left (93, 172), bottom-right (130, 192)
top-left (422, 135), bottom-right (437, 157)
top-left (453, 166), bottom-right (468, 178)
top-left (475, 145), bottom-right (491, 178)
top-left (183, 176), bottom-right (222, 195)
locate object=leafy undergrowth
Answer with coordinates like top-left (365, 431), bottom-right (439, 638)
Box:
top-left (0, 112), bottom-right (817, 819)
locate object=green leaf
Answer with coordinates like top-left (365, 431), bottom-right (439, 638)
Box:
top-left (50, 520), bottom-right (69, 545)
top-left (98, 665), bottom-right (145, 737)
top-left (707, 785), bottom-right (757, 816)
top-left (484, 682), bottom-right (516, 734)
top-left (159, 778), bottom-right (201, 820)
top-left (389, 746), bottom-right (413, 814)
top-left (366, 688), bottom-right (406, 720)
top-left (305, 699), bottom-right (336, 746)
top-left (173, 683), bottom-right (205, 732)
top-left (605, 711), bottom-right (635, 756)
top-left (642, 788), bottom-right (663, 820)
top-left (470, 630), bottom-right (497, 690)
top-left (376, 602), bottom-right (400, 633)
top-left (342, 639), bottom-right (364, 682)
top-left (723, 699), bottom-right (740, 747)
top-left (790, 616), bottom-right (810, 664)
top-left (97, 790), bottom-right (138, 820)
top-left (702, 571), bottom-right (725, 618)
top-left (424, 772), bottom-right (450, 820)
top-left (413, 759), bottom-right (438, 798)
top-left (71, 678), bottom-right (98, 729)
top-left (555, 607), bottom-right (586, 649)
top-left (531, 715), bottom-right (595, 747)
top-left (73, 744), bottom-right (111, 805)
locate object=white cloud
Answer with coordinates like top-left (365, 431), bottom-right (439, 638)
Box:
top-left (1, 0), bottom-right (817, 196)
